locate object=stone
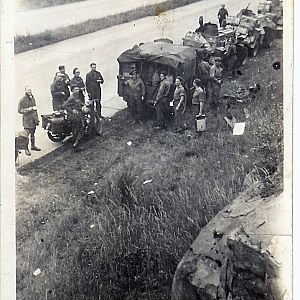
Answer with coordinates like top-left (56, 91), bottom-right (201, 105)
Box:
top-left (171, 183), bottom-right (292, 300)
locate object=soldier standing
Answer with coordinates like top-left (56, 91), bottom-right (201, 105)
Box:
top-left (195, 16), bottom-right (205, 33)
top-left (197, 56), bottom-right (211, 97)
top-left (54, 65), bottom-right (70, 99)
top-left (192, 78), bottom-right (206, 117)
top-left (209, 57), bottom-right (223, 110)
top-left (153, 71), bottom-right (171, 130)
top-left (62, 86), bottom-right (85, 150)
top-left (18, 86), bottom-right (41, 155)
top-left (85, 63), bottom-right (104, 117)
top-left (225, 38), bottom-right (237, 78)
top-left (125, 70), bottom-right (146, 125)
top-left (70, 68), bottom-right (85, 102)
top-left (172, 76), bottom-right (186, 133)
top-left (51, 72), bottom-right (68, 111)
top-left (218, 4), bottom-right (229, 27)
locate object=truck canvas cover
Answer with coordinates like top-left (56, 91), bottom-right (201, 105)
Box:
top-left (117, 42), bottom-right (196, 79)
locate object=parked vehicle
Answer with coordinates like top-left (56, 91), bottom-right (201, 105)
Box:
top-left (41, 99), bottom-right (103, 143)
top-left (117, 40), bottom-right (197, 107)
top-left (257, 0), bottom-right (283, 38)
top-left (225, 8), bottom-right (278, 56)
top-left (182, 22), bottom-right (248, 67)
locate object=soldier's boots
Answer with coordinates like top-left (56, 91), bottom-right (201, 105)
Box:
top-left (30, 137), bottom-right (41, 151)
top-left (25, 149), bottom-right (31, 156)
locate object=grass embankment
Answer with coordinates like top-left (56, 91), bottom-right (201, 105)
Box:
top-left (19, 0), bottom-right (85, 10)
top-left (16, 41), bottom-right (283, 299)
top-left (15, 0), bottom-right (201, 54)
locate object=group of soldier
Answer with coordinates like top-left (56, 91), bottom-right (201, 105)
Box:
top-left (17, 4), bottom-right (234, 155)
top-left (123, 54), bottom-right (224, 134)
top-left (18, 63), bottom-right (105, 153)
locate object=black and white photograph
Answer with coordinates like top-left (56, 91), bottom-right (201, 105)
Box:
top-left (0, 0), bottom-right (295, 299)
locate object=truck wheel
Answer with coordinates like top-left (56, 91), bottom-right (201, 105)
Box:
top-left (47, 131), bottom-right (65, 142)
top-left (249, 44), bottom-right (259, 57)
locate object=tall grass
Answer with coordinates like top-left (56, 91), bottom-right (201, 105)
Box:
top-left (16, 42), bottom-right (283, 299)
top-left (15, 0), bottom-right (202, 53)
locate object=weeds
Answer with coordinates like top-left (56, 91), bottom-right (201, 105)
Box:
top-left (15, 0), bottom-right (202, 53)
top-left (16, 41), bottom-right (283, 299)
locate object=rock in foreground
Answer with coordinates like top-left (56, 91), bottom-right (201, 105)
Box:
top-left (172, 183), bottom-right (291, 300)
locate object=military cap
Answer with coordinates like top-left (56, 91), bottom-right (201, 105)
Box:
top-left (160, 70), bottom-right (167, 76)
top-left (214, 57), bottom-right (222, 62)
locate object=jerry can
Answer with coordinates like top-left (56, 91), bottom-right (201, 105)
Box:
top-left (195, 114), bottom-right (206, 132)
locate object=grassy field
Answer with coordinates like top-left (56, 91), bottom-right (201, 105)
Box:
top-left (16, 41), bottom-right (283, 299)
top-left (15, 0), bottom-right (201, 54)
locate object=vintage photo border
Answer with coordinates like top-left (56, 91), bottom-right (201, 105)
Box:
top-left (0, 0), bottom-right (296, 298)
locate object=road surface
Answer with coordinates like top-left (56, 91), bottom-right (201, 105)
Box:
top-left (15, 0), bottom-right (166, 35)
top-left (15, 0), bottom-right (260, 167)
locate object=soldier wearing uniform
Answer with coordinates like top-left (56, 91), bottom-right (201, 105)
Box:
top-left (51, 72), bottom-right (68, 111)
top-left (18, 86), bottom-right (41, 155)
top-left (218, 4), bottom-right (229, 28)
top-left (172, 76), bottom-right (186, 133)
top-left (85, 63), bottom-right (104, 117)
top-left (195, 16), bottom-right (205, 33)
top-left (209, 57), bottom-right (223, 110)
top-left (196, 56), bottom-right (211, 98)
top-left (70, 68), bottom-right (85, 102)
top-left (125, 70), bottom-right (146, 124)
top-left (192, 78), bottom-right (206, 117)
top-left (225, 38), bottom-right (237, 77)
top-left (62, 86), bottom-right (85, 150)
top-left (54, 65), bottom-right (70, 99)
top-left (154, 71), bottom-right (171, 129)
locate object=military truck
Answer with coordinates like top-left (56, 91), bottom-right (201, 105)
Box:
top-left (225, 10), bottom-right (277, 57)
top-left (257, 0), bottom-right (283, 38)
top-left (182, 22), bottom-right (248, 68)
top-left (117, 41), bottom-right (197, 108)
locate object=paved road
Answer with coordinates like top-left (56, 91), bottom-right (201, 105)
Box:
top-left (15, 0), bottom-right (260, 167)
top-left (15, 0), bottom-right (166, 35)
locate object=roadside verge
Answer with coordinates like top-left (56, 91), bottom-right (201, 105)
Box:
top-left (15, 0), bottom-right (202, 53)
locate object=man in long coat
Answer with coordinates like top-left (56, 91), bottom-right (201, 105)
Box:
top-left (18, 86), bottom-right (41, 155)
top-left (85, 63), bottom-right (104, 117)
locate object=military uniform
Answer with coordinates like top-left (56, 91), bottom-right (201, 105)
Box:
top-left (218, 7), bottom-right (228, 27)
top-left (209, 63), bottom-right (223, 109)
top-left (85, 70), bottom-right (104, 116)
top-left (18, 93), bottom-right (40, 151)
top-left (126, 77), bottom-right (145, 122)
top-left (173, 85), bottom-right (186, 131)
top-left (197, 60), bottom-right (211, 96)
top-left (62, 93), bottom-right (85, 146)
top-left (155, 78), bottom-right (171, 128)
top-left (225, 43), bottom-right (237, 75)
top-left (70, 76), bottom-right (85, 102)
top-left (192, 86), bottom-right (206, 116)
top-left (51, 80), bottom-right (68, 111)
